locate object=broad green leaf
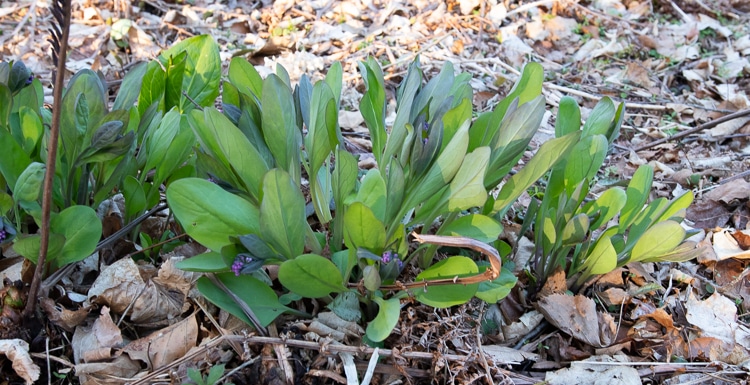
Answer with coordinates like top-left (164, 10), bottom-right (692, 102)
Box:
top-left (176, 251), bottom-right (229, 272)
top-left (154, 117), bottom-right (195, 187)
top-left (0, 84), bottom-right (10, 129)
top-left (0, 127), bottom-right (31, 189)
top-left (344, 202), bottom-right (387, 254)
top-left (358, 58), bottom-right (386, 166)
top-left (448, 146), bottom-right (490, 211)
top-left (262, 74), bottom-right (300, 180)
top-left (582, 97), bottom-right (616, 138)
top-left (354, 169), bottom-right (387, 222)
top-left (584, 235), bottom-right (617, 275)
top-left (383, 59), bottom-right (421, 166)
top-left (328, 290), bottom-right (361, 322)
top-left (306, 81), bottom-right (337, 173)
top-left (561, 213), bottom-right (589, 246)
top-left (228, 57), bottom-right (263, 98)
top-left (51, 205), bottom-right (102, 266)
top-left (583, 187), bottom-right (627, 229)
top-left (412, 61), bottom-right (454, 126)
top-left (563, 135), bottom-right (608, 193)
top-left (485, 96), bottom-right (546, 188)
top-left (112, 62), bottom-right (147, 110)
top-left (145, 108), bottom-right (182, 171)
top-left (18, 106), bottom-right (42, 154)
top-left (296, 75), bottom-right (313, 129)
top-left (137, 61), bottom-right (166, 116)
top-left (197, 273), bottom-right (295, 327)
top-left (441, 98), bottom-right (473, 149)
top-left (476, 266), bottom-right (517, 303)
top-left (278, 254), bottom-right (347, 297)
top-left (167, 178), bottom-right (260, 251)
top-left (325, 61), bottom-right (343, 109)
top-left (555, 96), bottom-right (581, 138)
top-left (620, 165), bottom-right (653, 230)
top-left (122, 176), bottom-right (146, 219)
top-left (493, 132), bottom-right (579, 214)
top-left (311, 166), bottom-right (333, 224)
top-left (76, 122), bottom-right (135, 165)
top-left (260, 169), bottom-right (306, 260)
top-left (189, 107), bottom-right (269, 201)
top-left (384, 158), bottom-right (405, 226)
top-left (405, 120), bottom-right (470, 209)
top-left (158, 35), bottom-right (221, 112)
top-left (414, 256), bottom-right (479, 308)
top-left (331, 147), bottom-right (358, 250)
top-left (164, 50), bottom-right (187, 111)
top-left (626, 197), bottom-right (669, 241)
top-left (630, 221), bottom-right (686, 262)
top-left (642, 241), bottom-right (701, 263)
top-left (13, 233), bottom-right (65, 264)
top-left (60, 69), bottom-right (107, 166)
top-left (470, 62), bottom-right (543, 152)
top-left (657, 191), bottom-right (694, 223)
top-left (438, 214), bottom-right (502, 244)
top-left (542, 216), bottom-right (556, 250)
top-left (365, 297), bottom-right (401, 342)
top-left (13, 162), bottom-right (44, 204)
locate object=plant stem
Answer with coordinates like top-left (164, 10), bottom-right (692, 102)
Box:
top-left (24, 0), bottom-right (71, 319)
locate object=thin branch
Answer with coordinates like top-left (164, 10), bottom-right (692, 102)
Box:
top-left (24, 0), bottom-right (71, 319)
top-left (376, 232), bottom-right (502, 291)
top-left (633, 108), bottom-right (750, 152)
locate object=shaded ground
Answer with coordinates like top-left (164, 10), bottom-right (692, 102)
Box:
top-left (1, 0), bottom-right (750, 384)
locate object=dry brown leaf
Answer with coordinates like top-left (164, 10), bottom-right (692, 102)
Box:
top-left (544, 355), bottom-right (640, 385)
top-left (0, 339), bottom-right (40, 385)
top-left (536, 293), bottom-right (616, 347)
top-left (481, 345), bottom-right (539, 365)
top-left (686, 292), bottom-right (737, 345)
top-left (712, 229), bottom-right (750, 260)
top-left (122, 314), bottom-right (198, 370)
top-left (687, 336), bottom-right (732, 361)
top-left (40, 297), bottom-right (90, 332)
top-left (72, 307), bottom-right (123, 365)
top-left (90, 257), bottom-right (191, 323)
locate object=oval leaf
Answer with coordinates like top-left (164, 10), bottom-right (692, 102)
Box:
top-left (414, 256), bottom-right (479, 308)
top-left (176, 252), bottom-right (229, 272)
top-left (260, 169), bottom-right (306, 260)
top-left (51, 205), bottom-right (102, 266)
top-left (365, 297), bottom-right (401, 342)
top-left (278, 254), bottom-right (346, 298)
top-left (630, 221), bottom-right (686, 262)
top-left (167, 178), bottom-right (260, 251)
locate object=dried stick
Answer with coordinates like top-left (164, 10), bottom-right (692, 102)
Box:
top-left (633, 108), bottom-right (750, 152)
top-left (24, 0), bottom-right (71, 319)
top-left (377, 232), bottom-right (502, 291)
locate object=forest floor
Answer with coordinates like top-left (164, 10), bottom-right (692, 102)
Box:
top-left (2, 0), bottom-right (750, 384)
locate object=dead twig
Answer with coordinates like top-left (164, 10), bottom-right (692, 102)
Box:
top-left (633, 108), bottom-right (750, 152)
top-left (376, 232), bottom-right (502, 291)
top-left (24, 0), bottom-right (71, 320)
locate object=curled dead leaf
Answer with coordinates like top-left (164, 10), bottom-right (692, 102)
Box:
top-left (536, 293), bottom-right (616, 347)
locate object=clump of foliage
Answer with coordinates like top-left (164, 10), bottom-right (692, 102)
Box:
top-left (0, 33), bottom-right (699, 344)
top-left (0, 35), bottom-right (219, 273)
top-left (522, 96), bottom-right (700, 291)
top-left (164, 36), bottom-right (583, 342)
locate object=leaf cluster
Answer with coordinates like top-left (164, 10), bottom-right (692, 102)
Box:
top-left (523, 96), bottom-right (699, 291)
top-left (0, 35), bottom-right (220, 272)
top-left (166, 37), bottom-right (583, 342)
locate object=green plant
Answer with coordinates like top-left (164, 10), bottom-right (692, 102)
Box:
top-left (523, 96), bottom-right (700, 291)
top-left (168, 45), bottom-right (581, 343)
top-left (184, 364), bottom-right (233, 385)
top-left (0, 35), bottom-right (219, 274)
